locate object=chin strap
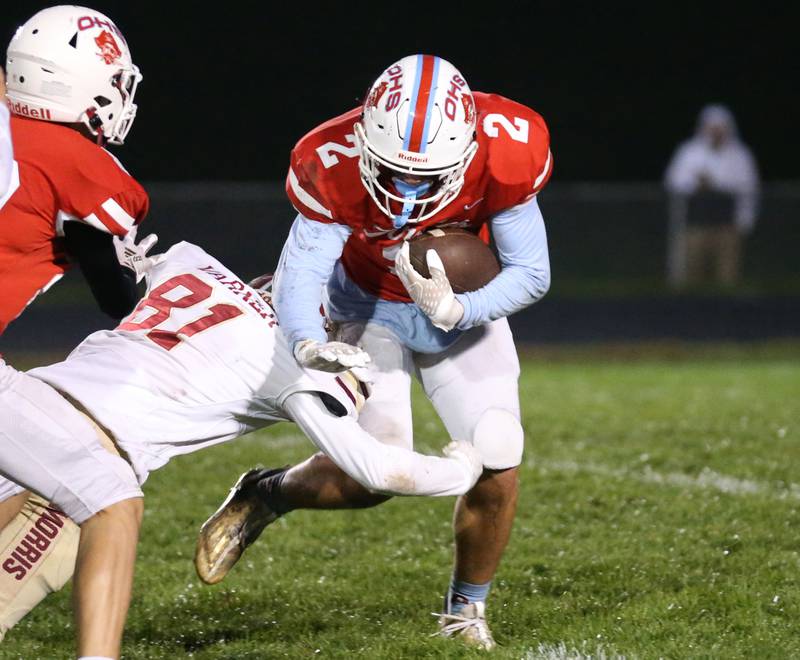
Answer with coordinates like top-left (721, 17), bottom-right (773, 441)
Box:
top-left (84, 108), bottom-right (107, 146)
top-left (391, 178), bottom-right (432, 229)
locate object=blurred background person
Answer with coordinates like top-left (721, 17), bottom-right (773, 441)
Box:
top-left (663, 103), bottom-right (760, 289)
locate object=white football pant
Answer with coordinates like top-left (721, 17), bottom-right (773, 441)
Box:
top-left (0, 361), bottom-right (142, 525)
top-left (336, 318), bottom-right (524, 470)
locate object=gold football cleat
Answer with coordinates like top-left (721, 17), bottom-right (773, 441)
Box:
top-left (194, 467), bottom-right (286, 585)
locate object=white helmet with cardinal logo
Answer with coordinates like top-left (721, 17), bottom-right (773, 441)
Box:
top-left (5, 5), bottom-right (142, 145)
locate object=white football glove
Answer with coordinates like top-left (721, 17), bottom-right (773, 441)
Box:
top-left (113, 227), bottom-right (162, 283)
top-left (394, 242), bottom-right (464, 332)
top-left (442, 440), bottom-right (484, 488)
top-left (293, 338), bottom-right (372, 373)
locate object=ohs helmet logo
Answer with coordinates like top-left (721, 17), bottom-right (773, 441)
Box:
top-left (366, 81), bottom-right (388, 109)
top-left (384, 64), bottom-right (403, 112)
top-left (444, 74), bottom-right (472, 123)
top-left (77, 15), bottom-right (126, 64)
top-left (77, 14), bottom-right (124, 38)
top-left (461, 94), bottom-right (475, 124)
top-left (94, 30), bottom-right (122, 65)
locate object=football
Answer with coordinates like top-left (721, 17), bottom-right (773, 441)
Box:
top-left (408, 227), bottom-right (501, 293)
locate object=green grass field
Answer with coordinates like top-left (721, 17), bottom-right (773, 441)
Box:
top-left (3, 342), bottom-right (799, 659)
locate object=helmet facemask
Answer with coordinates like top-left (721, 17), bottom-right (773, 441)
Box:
top-left (354, 121), bottom-right (477, 227)
top-left (83, 66), bottom-right (141, 145)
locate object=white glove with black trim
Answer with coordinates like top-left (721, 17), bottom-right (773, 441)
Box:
top-left (113, 227), bottom-right (161, 283)
top-left (442, 440), bottom-right (484, 488)
top-left (293, 338), bottom-right (371, 373)
top-left (394, 242), bottom-right (464, 332)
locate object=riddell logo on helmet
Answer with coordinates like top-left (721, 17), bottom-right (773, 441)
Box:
top-left (8, 101), bottom-right (52, 120)
top-left (396, 152), bottom-right (429, 164)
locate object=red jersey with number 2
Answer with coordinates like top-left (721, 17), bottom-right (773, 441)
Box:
top-left (0, 116), bottom-right (149, 334)
top-left (285, 92), bottom-right (552, 302)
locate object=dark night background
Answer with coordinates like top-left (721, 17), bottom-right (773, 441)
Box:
top-left (2, 2), bottom-right (798, 183)
top-left (2, 2), bottom-right (799, 352)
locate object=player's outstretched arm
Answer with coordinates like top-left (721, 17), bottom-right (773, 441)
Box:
top-left (283, 392), bottom-right (482, 497)
top-left (273, 215), bottom-right (370, 372)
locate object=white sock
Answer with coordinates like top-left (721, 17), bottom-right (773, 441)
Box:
top-left (78, 656), bottom-right (115, 660)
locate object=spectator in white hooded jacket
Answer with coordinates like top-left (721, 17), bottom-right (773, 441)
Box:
top-left (664, 104), bottom-right (760, 288)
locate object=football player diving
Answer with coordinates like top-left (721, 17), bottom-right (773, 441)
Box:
top-left (0, 240), bottom-right (484, 659)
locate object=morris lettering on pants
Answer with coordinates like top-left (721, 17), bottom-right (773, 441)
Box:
top-left (1, 507), bottom-right (67, 581)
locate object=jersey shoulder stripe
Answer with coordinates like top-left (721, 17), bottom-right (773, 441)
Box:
top-left (287, 167), bottom-right (332, 220)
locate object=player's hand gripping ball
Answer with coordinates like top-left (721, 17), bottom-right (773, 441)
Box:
top-left (407, 227), bottom-right (500, 293)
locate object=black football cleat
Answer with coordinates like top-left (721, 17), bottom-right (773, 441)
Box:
top-left (194, 466), bottom-right (287, 585)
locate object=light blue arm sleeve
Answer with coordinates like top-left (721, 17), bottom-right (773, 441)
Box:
top-left (455, 195), bottom-right (551, 329)
top-left (273, 213), bottom-right (352, 349)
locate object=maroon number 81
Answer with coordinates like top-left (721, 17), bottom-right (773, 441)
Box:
top-left (117, 273), bottom-right (243, 350)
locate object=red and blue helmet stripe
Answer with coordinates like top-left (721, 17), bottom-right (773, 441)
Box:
top-left (402, 54), bottom-right (441, 154)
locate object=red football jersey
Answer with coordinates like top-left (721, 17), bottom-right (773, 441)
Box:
top-left (286, 92), bottom-right (552, 301)
top-left (0, 116), bottom-right (149, 334)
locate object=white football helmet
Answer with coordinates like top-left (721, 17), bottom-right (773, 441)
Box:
top-left (354, 54), bottom-right (478, 226)
top-left (5, 5), bottom-right (142, 145)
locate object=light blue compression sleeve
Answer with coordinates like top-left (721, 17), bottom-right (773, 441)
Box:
top-left (273, 214), bottom-right (352, 349)
top-left (455, 195), bottom-right (551, 329)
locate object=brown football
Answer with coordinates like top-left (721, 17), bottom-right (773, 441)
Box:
top-left (408, 227), bottom-right (500, 293)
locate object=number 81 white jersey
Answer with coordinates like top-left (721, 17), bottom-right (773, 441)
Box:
top-left (30, 241), bottom-right (357, 483)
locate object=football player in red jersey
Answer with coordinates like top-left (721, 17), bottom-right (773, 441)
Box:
top-left (0, 5), bottom-right (155, 336)
top-left (0, 6), bottom-right (157, 650)
top-left (200, 54), bottom-right (553, 649)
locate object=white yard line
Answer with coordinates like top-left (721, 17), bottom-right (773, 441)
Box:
top-left (523, 642), bottom-right (628, 660)
top-left (245, 432), bottom-right (800, 500)
top-left (533, 458), bottom-right (800, 501)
